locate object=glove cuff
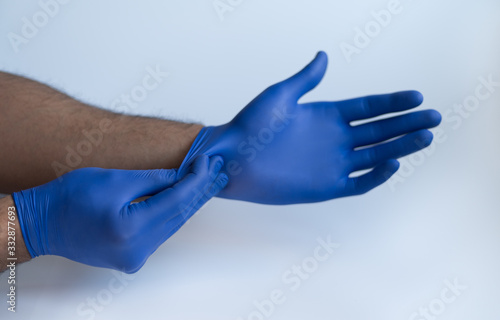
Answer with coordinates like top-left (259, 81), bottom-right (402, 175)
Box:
top-left (12, 189), bottom-right (48, 258)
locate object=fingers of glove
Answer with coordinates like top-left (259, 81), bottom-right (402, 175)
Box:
top-left (127, 155), bottom-right (226, 227)
top-left (277, 51), bottom-right (328, 101)
top-left (171, 171), bottom-right (228, 222)
top-left (150, 172), bottom-right (229, 249)
top-left (112, 168), bottom-right (179, 201)
top-left (344, 160), bottom-right (400, 196)
top-left (350, 129), bottom-right (433, 171)
top-left (351, 109), bottom-right (442, 147)
top-left (336, 90), bottom-right (424, 122)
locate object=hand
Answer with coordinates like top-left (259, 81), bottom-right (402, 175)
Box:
top-left (12, 155), bottom-right (227, 273)
top-left (178, 52), bottom-right (441, 204)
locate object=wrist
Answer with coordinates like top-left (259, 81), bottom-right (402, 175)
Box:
top-left (162, 122), bottom-right (204, 169)
top-left (177, 124), bottom-right (240, 177)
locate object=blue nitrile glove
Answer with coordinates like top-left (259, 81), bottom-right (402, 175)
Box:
top-left (178, 52), bottom-right (441, 204)
top-left (12, 155), bottom-right (227, 273)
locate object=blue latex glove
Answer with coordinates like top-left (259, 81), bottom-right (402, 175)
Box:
top-left (178, 52), bottom-right (441, 204)
top-left (12, 155), bottom-right (227, 273)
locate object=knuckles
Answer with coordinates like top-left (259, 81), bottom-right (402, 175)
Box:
top-left (59, 167), bottom-right (110, 192)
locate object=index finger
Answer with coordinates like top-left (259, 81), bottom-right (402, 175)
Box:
top-left (335, 90), bottom-right (424, 122)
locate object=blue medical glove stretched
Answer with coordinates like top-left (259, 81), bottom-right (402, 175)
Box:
top-left (13, 155), bottom-right (227, 273)
top-left (178, 52), bottom-right (441, 204)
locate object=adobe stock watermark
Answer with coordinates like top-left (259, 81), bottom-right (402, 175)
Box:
top-left (236, 236), bottom-right (340, 320)
top-left (76, 270), bottom-right (136, 320)
top-left (51, 118), bottom-right (113, 181)
top-left (339, 0), bottom-right (404, 64)
top-left (224, 103), bottom-right (298, 177)
top-left (7, 0), bottom-right (72, 53)
top-left (110, 65), bottom-right (169, 114)
top-left (387, 74), bottom-right (500, 191)
top-left (50, 65), bottom-right (168, 180)
top-left (408, 278), bottom-right (467, 320)
top-left (173, 166), bottom-right (229, 228)
top-left (213, 0), bottom-right (244, 21)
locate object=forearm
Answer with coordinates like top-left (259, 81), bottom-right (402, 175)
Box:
top-left (0, 71), bottom-right (202, 193)
top-left (0, 196), bottom-right (30, 272)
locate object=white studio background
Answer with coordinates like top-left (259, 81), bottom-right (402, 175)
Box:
top-left (1, 1), bottom-right (500, 319)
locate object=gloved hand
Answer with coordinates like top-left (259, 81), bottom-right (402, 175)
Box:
top-left (12, 155), bottom-right (227, 273)
top-left (178, 52), bottom-right (441, 204)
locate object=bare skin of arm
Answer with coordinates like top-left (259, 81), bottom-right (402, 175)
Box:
top-left (0, 71), bottom-right (202, 193)
top-left (0, 196), bottom-right (31, 272)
